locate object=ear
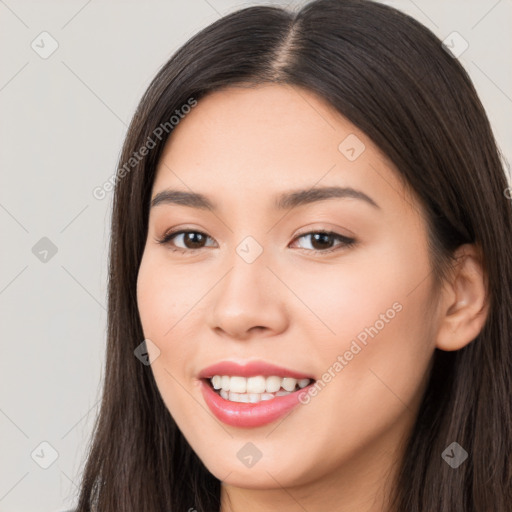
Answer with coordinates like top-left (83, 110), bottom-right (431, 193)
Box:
top-left (435, 243), bottom-right (490, 352)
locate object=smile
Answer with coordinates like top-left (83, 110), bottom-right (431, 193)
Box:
top-left (198, 360), bottom-right (316, 427)
top-left (209, 375), bottom-right (312, 403)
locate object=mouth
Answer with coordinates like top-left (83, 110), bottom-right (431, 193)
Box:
top-left (198, 361), bottom-right (316, 427)
top-left (203, 375), bottom-right (314, 404)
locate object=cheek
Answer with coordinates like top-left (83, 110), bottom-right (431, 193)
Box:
top-left (137, 252), bottom-right (198, 338)
top-left (284, 246), bottom-right (429, 348)
top-left (136, 253), bottom-right (193, 377)
top-left (285, 236), bottom-right (436, 395)
top-left (136, 252), bottom-right (204, 425)
top-left (281, 258), bottom-right (435, 473)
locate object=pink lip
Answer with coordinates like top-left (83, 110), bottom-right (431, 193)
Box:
top-left (198, 361), bottom-right (316, 428)
top-left (198, 360), bottom-right (314, 380)
top-left (200, 379), bottom-right (315, 428)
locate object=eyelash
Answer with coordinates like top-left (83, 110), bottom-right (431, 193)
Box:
top-left (155, 229), bottom-right (356, 256)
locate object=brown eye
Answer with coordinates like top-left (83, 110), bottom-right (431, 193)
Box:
top-left (178, 232), bottom-right (207, 249)
top-left (308, 232), bottom-right (335, 250)
top-left (157, 230), bottom-right (215, 252)
top-left (291, 231), bottom-right (356, 254)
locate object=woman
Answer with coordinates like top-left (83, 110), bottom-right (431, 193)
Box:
top-left (75, 0), bottom-right (512, 510)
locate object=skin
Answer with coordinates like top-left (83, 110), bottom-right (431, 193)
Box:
top-left (136, 83), bottom-right (488, 512)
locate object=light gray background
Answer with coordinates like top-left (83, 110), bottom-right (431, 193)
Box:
top-left (0, 1), bottom-right (510, 510)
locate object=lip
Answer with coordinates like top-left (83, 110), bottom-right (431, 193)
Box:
top-left (198, 360), bottom-right (315, 380)
top-left (200, 378), bottom-right (315, 428)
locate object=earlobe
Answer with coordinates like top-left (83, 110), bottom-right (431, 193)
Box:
top-left (435, 243), bottom-right (489, 352)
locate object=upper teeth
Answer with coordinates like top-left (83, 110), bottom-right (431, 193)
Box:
top-left (210, 375), bottom-right (311, 394)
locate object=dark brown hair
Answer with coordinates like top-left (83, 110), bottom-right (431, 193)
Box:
top-left (75, 0), bottom-right (512, 510)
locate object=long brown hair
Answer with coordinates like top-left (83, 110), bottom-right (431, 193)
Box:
top-left (75, 0), bottom-right (512, 510)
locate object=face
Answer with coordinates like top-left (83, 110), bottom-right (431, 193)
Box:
top-left (136, 84), bottom-right (440, 493)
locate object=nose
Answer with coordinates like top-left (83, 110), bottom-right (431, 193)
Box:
top-left (208, 249), bottom-right (289, 341)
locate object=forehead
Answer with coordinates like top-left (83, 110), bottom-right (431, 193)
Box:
top-left (152, 84), bottom-right (420, 219)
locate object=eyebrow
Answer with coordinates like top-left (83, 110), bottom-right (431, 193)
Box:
top-left (150, 186), bottom-right (380, 211)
